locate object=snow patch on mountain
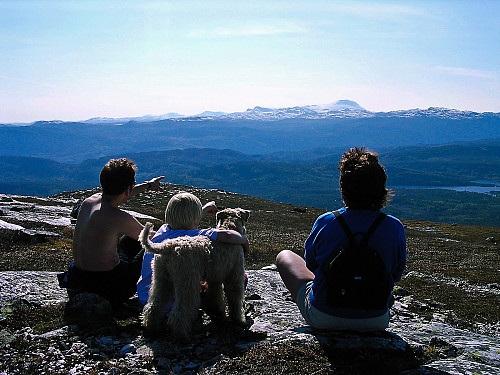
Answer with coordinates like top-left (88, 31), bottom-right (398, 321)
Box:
top-left (209, 100), bottom-right (373, 121)
top-left (174, 100), bottom-right (499, 122)
top-left (305, 99), bottom-right (364, 112)
top-left (83, 113), bottom-right (184, 124)
top-left (3, 100), bottom-right (500, 126)
top-left (379, 107), bottom-right (500, 120)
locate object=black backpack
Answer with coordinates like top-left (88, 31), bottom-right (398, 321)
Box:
top-left (325, 210), bottom-right (391, 310)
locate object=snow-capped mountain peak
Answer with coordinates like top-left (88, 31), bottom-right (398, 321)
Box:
top-left (305, 99), bottom-right (365, 112)
top-left (212, 100), bottom-right (371, 121)
top-left (4, 100), bottom-right (499, 126)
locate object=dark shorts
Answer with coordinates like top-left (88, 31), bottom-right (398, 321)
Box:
top-left (58, 236), bottom-right (143, 307)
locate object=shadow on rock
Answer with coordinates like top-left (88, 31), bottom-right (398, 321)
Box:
top-left (63, 293), bottom-right (116, 329)
top-left (141, 310), bottom-right (268, 374)
top-left (310, 329), bottom-right (421, 375)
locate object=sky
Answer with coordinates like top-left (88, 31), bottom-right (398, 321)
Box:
top-left (1, 0), bottom-right (499, 123)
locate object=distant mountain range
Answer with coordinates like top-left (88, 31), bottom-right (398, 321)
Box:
top-left (207, 102), bottom-right (500, 122)
top-left (1, 100), bottom-right (498, 226)
top-left (1, 100), bottom-right (499, 163)
top-left (3, 100), bottom-right (499, 126)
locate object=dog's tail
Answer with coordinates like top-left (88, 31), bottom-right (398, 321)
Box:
top-left (139, 222), bottom-right (178, 255)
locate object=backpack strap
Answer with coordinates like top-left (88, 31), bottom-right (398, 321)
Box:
top-left (360, 212), bottom-right (387, 246)
top-left (333, 210), bottom-right (386, 247)
top-left (333, 210), bottom-right (355, 244)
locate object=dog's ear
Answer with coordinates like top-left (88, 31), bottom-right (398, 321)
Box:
top-left (239, 209), bottom-right (251, 222)
top-left (216, 210), bottom-right (228, 223)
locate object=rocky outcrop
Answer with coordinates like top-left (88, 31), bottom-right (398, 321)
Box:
top-left (1, 269), bottom-right (499, 374)
top-left (0, 191), bottom-right (498, 374)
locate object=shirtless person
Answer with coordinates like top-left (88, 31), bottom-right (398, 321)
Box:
top-left (58, 158), bottom-right (164, 307)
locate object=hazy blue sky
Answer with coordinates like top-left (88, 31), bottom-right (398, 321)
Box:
top-left (1, 0), bottom-right (499, 122)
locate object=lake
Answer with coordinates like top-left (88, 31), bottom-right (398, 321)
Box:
top-left (393, 180), bottom-right (500, 197)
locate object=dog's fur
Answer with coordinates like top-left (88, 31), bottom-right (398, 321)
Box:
top-left (139, 208), bottom-right (250, 341)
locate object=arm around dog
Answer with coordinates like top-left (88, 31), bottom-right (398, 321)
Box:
top-left (215, 230), bottom-right (250, 257)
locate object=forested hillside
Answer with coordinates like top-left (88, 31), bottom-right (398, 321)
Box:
top-left (1, 140), bottom-right (498, 226)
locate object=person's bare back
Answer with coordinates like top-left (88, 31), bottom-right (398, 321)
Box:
top-left (73, 193), bottom-right (143, 271)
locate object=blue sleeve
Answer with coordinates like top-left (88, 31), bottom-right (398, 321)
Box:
top-left (198, 228), bottom-right (218, 241)
top-left (305, 231), bottom-right (318, 272)
top-left (304, 213), bottom-right (330, 272)
top-left (394, 229), bottom-right (407, 283)
top-left (390, 218), bottom-right (407, 283)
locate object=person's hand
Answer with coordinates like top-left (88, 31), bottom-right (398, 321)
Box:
top-left (202, 201), bottom-right (218, 215)
top-left (147, 176), bottom-right (165, 190)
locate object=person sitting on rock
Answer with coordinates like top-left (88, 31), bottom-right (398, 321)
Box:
top-left (276, 146), bottom-right (407, 331)
top-left (58, 158), bottom-right (164, 308)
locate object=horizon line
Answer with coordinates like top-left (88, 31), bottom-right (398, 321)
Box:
top-left (3, 102), bottom-right (500, 125)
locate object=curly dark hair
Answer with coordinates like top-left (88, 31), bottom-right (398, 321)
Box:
top-left (338, 147), bottom-right (391, 210)
top-left (99, 158), bottom-right (137, 196)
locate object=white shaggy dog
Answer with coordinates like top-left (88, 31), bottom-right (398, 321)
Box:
top-left (139, 208), bottom-right (249, 341)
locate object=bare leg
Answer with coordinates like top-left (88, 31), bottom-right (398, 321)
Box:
top-left (275, 250), bottom-right (315, 301)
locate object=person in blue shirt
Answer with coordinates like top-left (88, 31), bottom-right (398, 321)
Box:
top-left (276, 147), bottom-right (406, 331)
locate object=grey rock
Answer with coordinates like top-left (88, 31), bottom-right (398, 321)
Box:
top-left (97, 336), bottom-right (115, 345)
top-left (39, 327), bottom-right (69, 340)
top-left (64, 293), bottom-right (114, 327)
top-left (1, 270), bottom-right (499, 375)
top-left (0, 329), bottom-right (15, 348)
top-left (0, 271), bottom-right (68, 306)
top-left (184, 362), bottom-right (198, 369)
top-left (120, 343), bottom-right (137, 356)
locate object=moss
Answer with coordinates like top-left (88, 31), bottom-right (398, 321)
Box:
top-left (202, 341), bottom-right (333, 374)
top-left (3, 302), bottom-right (66, 334)
top-left (0, 235), bottom-right (73, 271)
